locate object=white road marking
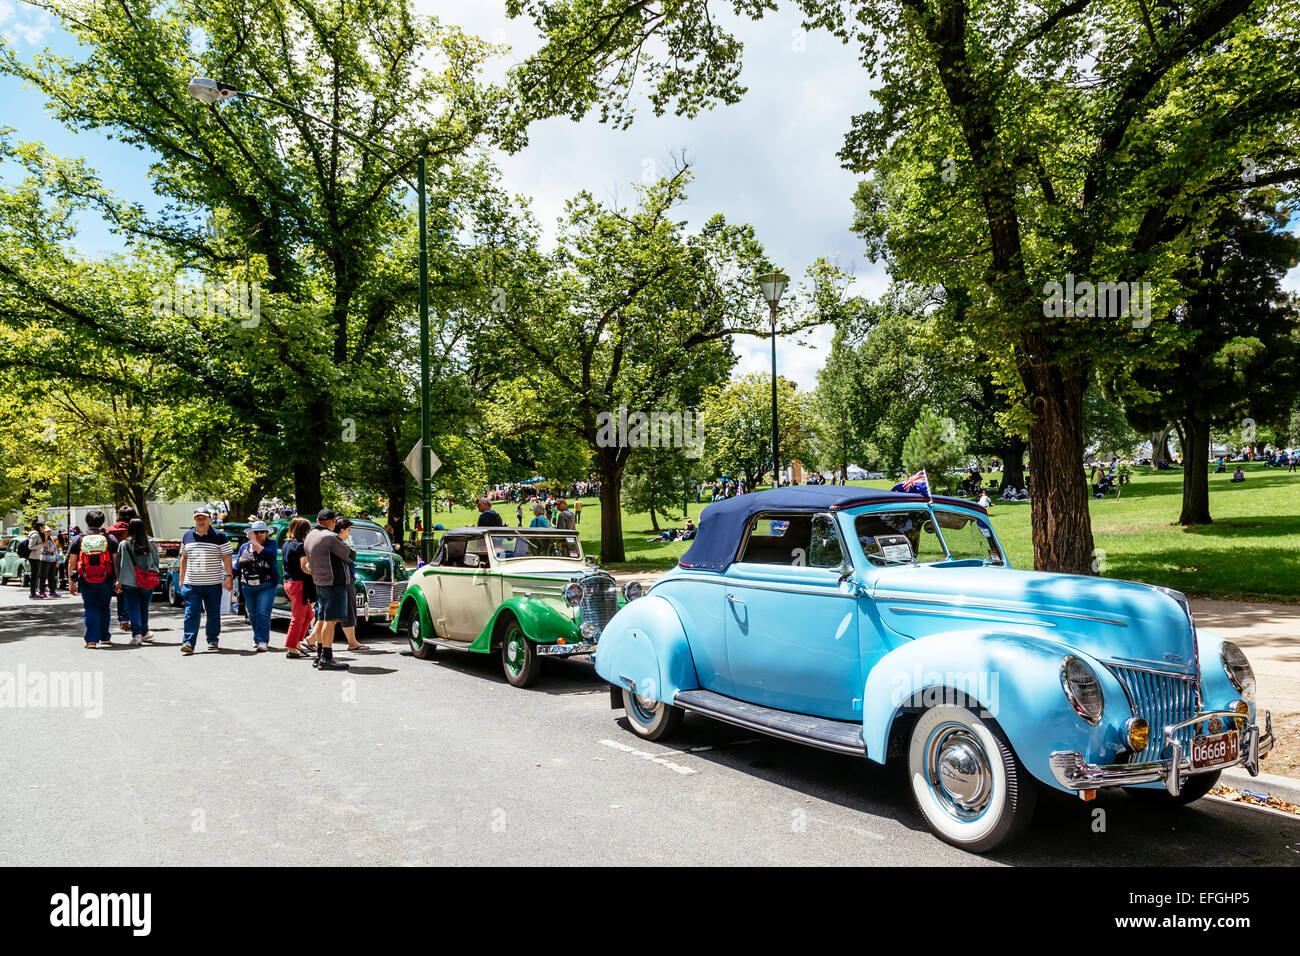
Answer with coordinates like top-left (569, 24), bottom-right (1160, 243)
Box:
top-left (598, 738), bottom-right (700, 775)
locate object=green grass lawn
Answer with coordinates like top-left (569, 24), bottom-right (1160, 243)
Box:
top-left (418, 463), bottom-right (1300, 602)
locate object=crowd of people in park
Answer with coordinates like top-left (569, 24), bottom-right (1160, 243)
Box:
top-left (24, 504), bottom-right (369, 670)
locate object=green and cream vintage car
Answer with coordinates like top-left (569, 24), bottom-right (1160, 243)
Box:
top-left (390, 527), bottom-right (639, 687)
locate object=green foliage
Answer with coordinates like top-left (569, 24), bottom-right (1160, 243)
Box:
top-left (901, 406), bottom-right (967, 495)
top-left (700, 372), bottom-right (814, 487)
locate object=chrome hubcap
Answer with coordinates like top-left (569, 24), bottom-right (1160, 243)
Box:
top-left (506, 640), bottom-right (519, 663)
top-left (926, 724), bottom-right (993, 820)
top-left (631, 693), bottom-right (659, 720)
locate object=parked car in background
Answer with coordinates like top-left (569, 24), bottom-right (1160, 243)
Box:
top-left (392, 527), bottom-right (637, 687)
top-left (0, 535), bottom-right (26, 586)
top-left (592, 485), bottom-right (1273, 852)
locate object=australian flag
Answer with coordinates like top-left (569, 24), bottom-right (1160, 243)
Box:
top-left (892, 469), bottom-right (930, 498)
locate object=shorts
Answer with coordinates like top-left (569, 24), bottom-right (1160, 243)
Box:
top-left (315, 583), bottom-right (349, 622)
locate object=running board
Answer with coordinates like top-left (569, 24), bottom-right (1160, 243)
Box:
top-left (672, 689), bottom-right (866, 756)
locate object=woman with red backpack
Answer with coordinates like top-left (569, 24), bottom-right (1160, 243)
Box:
top-left (116, 518), bottom-right (160, 646)
top-left (66, 510), bottom-right (119, 648)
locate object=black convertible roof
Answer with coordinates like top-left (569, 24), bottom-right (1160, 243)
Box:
top-left (678, 486), bottom-right (986, 572)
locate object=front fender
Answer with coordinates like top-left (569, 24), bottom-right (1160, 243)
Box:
top-left (592, 595), bottom-right (699, 703)
top-left (390, 587), bottom-right (434, 638)
top-left (1196, 629), bottom-right (1256, 719)
top-left (863, 629), bottom-right (1131, 792)
top-left (469, 597), bottom-right (578, 652)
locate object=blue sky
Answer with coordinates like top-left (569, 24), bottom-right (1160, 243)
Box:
top-left (2, 0), bottom-right (1297, 391)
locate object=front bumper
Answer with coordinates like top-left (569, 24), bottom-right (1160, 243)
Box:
top-left (1050, 710), bottom-right (1274, 797)
top-left (535, 640), bottom-right (598, 657)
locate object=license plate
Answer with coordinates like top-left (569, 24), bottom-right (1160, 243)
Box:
top-left (1190, 730), bottom-right (1239, 770)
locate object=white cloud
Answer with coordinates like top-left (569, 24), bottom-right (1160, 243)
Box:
top-left (0, 2), bottom-right (53, 46)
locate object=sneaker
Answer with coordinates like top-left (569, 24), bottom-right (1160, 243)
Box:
top-left (99, 639), bottom-right (111, 647)
top-left (119, 621), bottom-right (131, 631)
top-left (206, 642), bottom-right (219, 652)
top-left (181, 643), bottom-right (194, 655)
top-left (29, 594), bottom-right (44, 600)
top-left (83, 642), bottom-right (96, 649)
top-left (129, 635), bottom-right (142, 646)
top-left (255, 643), bottom-right (268, 653)
top-left (141, 631), bottom-right (154, 643)
top-left (316, 656), bottom-right (349, 671)
top-left (48, 592), bottom-right (61, 598)
top-left (37, 592), bottom-right (47, 598)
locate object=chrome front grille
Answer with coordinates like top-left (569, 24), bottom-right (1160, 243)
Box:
top-left (1105, 664), bottom-right (1198, 763)
top-left (578, 572), bottom-right (618, 638)
top-left (360, 580), bottom-right (407, 614)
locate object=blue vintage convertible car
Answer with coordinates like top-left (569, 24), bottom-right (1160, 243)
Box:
top-left (594, 486), bottom-right (1273, 852)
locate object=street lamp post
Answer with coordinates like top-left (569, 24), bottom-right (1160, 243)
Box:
top-left (756, 272), bottom-right (789, 489)
top-left (187, 77), bottom-right (435, 562)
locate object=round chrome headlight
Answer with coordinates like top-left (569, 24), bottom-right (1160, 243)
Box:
top-left (1220, 642), bottom-right (1256, 700)
top-left (580, 621), bottom-right (598, 640)
top-left (1060, 655), bottom-right (1104, 725)
top-left (621, 581), bottom-right (643, 602)
top-left (562, 582), bottom-right (583, 607)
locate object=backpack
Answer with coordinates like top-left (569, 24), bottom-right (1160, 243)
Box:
top-left (77, 533), bottom-right (112, 584)
top-left (17, 535), bottom-right (32, 559)
top-left (129, 541), bottom-right (159, 590)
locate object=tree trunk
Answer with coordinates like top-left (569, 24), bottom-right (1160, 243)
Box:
top-left (128, 481), bottom-right (152, 535)
top-left (294, 461), bottom-right (323, 517)
top-left (597, 447), bottom-right (627, 563)
top-left (230, 476), bottom-right (267, 523)
top-left (383, 424), bottom-right (407, 544)
top-left (1025, 368), bottom-right (1096, 573)
top-left (1178, 416), bottom-right (1212, 525)
top-left (1151, 427), bottom-right (1173, 468)
top-left (648, 502), bottom-right (659, 532)
top-left (999, 437), bottom-right (1026, 493)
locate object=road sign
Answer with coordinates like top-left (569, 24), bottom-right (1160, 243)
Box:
top-left (404, 441), bottom-right (442, 483)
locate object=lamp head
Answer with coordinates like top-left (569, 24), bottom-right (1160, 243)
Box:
top-left (187, 77), bottom-right (239, 104)
top-left (757, 271), bottom-right (789, 307)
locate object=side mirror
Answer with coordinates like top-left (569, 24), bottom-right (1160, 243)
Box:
top-left (463, 553), bottom-right (480, 568)
top-left (584, 555), bottom-right (596, 567)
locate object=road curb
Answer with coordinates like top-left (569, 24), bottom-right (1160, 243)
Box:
top-left (1220, 767), bottom-right (1300, 803)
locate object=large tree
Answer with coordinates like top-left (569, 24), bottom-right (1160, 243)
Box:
top-left (2, 0), bottom-right (519, 512)
top-left (1123, 198), bottom-right (1300, 524)
top-left (508, 0), bottom-right (1300, 573)
top-left (476, 168), bottom-right (789, 561)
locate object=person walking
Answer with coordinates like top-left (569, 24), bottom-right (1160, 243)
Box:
top-left (25, 520), bottom-right (55, 599)
top-left (178, 507), bottom-right (233, 655)
top-left (529, 502), bottom-right (552, 528)
top-left (234, 520), bottom-right (279, 652)
top-left (516, 501), bottom-right (523, 527)
top-left (334, 518), bottom-right (369, 652)
top-left (574, 498), bottom-right (582, 525)
top-left (115, 518), bottom-right (160, 646)
top-left (66, 510), bottom-right (119, 648)
top-left (40, 524), bottom-right (62, 597)
top-left (282, 517), bottom-right (317, 659)
top-left (554, 499), bottom-right (576, 530)
top-left (303, 509), bottom-right (353, 671)
top-left (475, 496), bottom-right (504, 527)
top-left (105, 506), bottom-right (135, 631)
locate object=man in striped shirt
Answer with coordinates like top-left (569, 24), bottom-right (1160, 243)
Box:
top-left (178, 507), bottom-right (233, 654)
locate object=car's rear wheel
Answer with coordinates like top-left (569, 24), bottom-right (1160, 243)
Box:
top-left (406, 607), bottom-right (435, 660)
top-left (1125, 769), bottom-right (1221, 805)
top-left (501, 621), bottom-right (541, 687)
top-left (907, 702), bottom-right (1036, 853)
top-left (621, 687), bottom-right (684, 742)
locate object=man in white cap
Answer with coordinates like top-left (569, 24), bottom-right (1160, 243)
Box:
top-left (178, 507), bottom-right (233, 654)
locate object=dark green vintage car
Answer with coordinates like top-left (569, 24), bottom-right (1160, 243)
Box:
top-left (262, 517), bottom-right (409, 626)
top-left (390, 526), bottom-right (641, 687)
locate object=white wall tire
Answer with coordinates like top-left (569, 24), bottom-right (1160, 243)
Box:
top-left (907, 703), bottom-right (1036, 853)
top-left (621, 687), bottom-right (684, 741)
top-left (407, 608), bottom-right (435, 660)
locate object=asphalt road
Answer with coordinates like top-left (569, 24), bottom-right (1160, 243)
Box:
top-left (1, 584), bottom-right (1298, 866)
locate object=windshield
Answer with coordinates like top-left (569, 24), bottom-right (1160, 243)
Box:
top-left (348, 527), bottom-right (392, 551)
top-left (488, 532), bottom-right (583, 561)
top-left (854, 509), bottom-right (1003, 566)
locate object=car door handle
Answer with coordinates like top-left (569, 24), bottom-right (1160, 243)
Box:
top-left (474, 578), bottom-right (487, 587)
top-left (727, 594), bottom-right (744, 604)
